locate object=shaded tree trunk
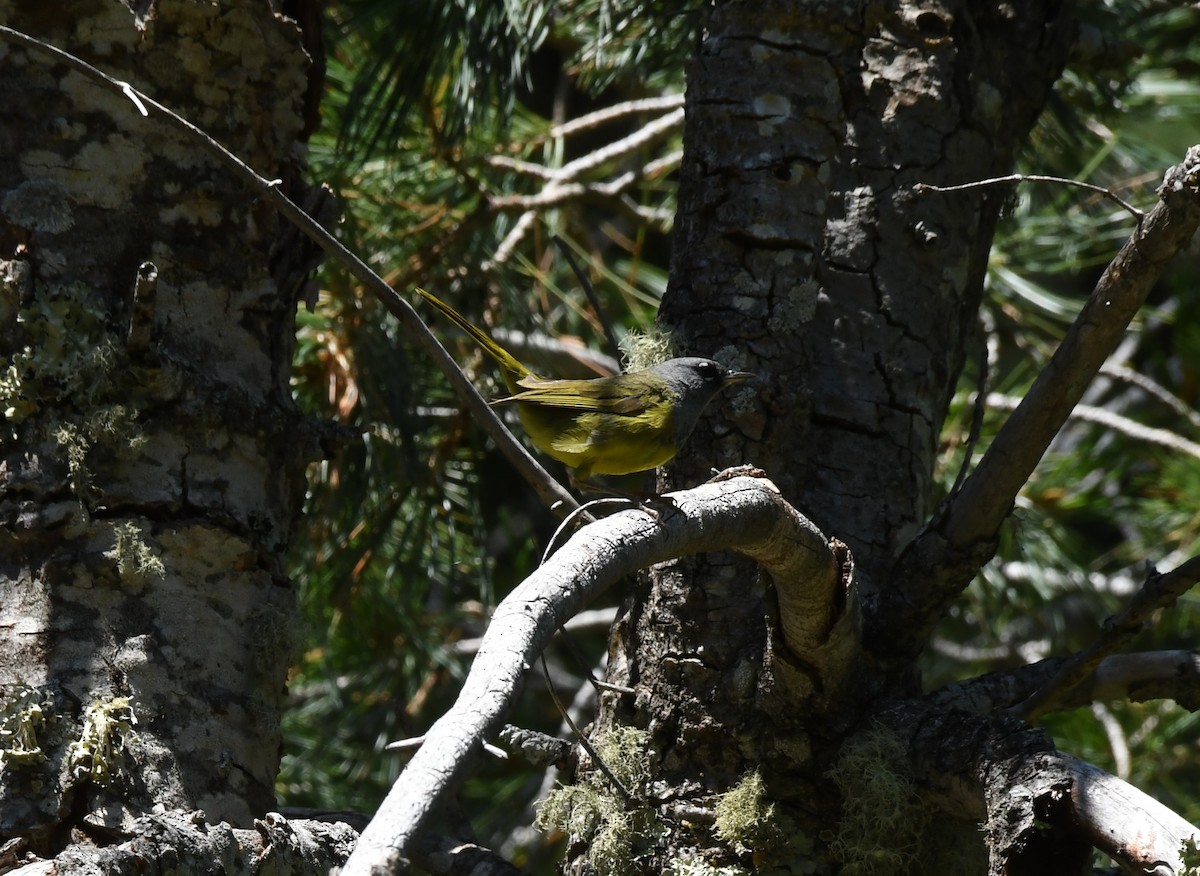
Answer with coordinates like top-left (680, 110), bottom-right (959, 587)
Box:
top-left (0, 0), bottom-right (320, 864)
top-left (583, 2), bottom-right (1080, 872)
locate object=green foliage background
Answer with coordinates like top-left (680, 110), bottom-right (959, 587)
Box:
top-left (280, 0), bottom-right (1200, 866)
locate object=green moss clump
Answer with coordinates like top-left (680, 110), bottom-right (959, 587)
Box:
top-left (1, 284), bottom-right (114, 427)
top-left (620, 327), bottom-right (676, 370)
top-left (827, 726), bottom-right (931, 876)
top-left (713, 770), bottom-right (776, 855)
top-left (665, 851), bottom-right (750, 876)
top-left (112, 521), bottom-right (165, 584)
top-left (0, 686), bottom-right (50, 765)
top-left (2, 283), bottom-right (147, 503)
top-left (67, 695), bottom-right (138, 786)
top-left (534, 725), bottom-right (661, 876)
top-left (595, 723), bottom-right (652, 791)
top-left (1180, 836), bottom-right (1200, 876)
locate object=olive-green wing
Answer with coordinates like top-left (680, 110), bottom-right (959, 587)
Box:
top-left (493, 374), bottom-right (672, 415)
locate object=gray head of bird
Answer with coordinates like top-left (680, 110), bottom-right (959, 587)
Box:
top-left (646, 357), bottom-right (754, 441)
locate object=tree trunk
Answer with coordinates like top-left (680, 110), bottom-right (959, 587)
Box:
top-left (584, 2), bottom-right (1079, 872)
top-left (0, 0), bottom-right (318, 863)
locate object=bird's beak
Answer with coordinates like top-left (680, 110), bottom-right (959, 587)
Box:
top-left (724, 370), bottom-right (755, 385)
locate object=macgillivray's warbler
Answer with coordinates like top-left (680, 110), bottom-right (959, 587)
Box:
top-left (415, 287), bottom-right (754, 488)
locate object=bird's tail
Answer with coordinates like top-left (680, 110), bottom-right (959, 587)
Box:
top-left (415, 287), bottom-right (532, 383)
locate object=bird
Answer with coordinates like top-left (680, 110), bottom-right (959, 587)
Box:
top-left (415, 287), bottom-right (753, 487)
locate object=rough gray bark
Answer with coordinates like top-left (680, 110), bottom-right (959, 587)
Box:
top-left (7, 813), bottom-right (358, 876)
top-left (582, 2), bottom-right (1081, 873)
top-left (662, 0), bottom-right (1074, 588)
top-left (0, 0), bottom-right (316, 861)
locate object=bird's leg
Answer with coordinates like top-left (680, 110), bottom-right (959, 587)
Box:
top-left (568, 473), bottom-right (676, 520)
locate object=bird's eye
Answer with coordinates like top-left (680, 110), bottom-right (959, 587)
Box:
top-left (697, 360), bottom-right (720, 381)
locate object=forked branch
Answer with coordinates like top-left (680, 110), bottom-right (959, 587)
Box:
top-left (876, 146), bottom-right (1200, 662)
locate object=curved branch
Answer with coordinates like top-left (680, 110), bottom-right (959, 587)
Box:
top-left (341, 475), bottom-right (841, 876)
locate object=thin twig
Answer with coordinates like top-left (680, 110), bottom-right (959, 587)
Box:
top-left (617, 196), bottom-right (677, 227)
top-left (986, 393), bottom-right (1200, 459)
top-left (384, 735), bottom-right (507, 760)
top-left (485, 154), bottom-right (559, 180)
top-left (539, 657), bottom-right (635, 804)
top-left (557, 108), bottom-right (684, 181)
top-left (554, 235), bottom-right (623, 364)
top-left (542, 498), bottom-right (636, 564)
top-left (488, 208), bottom-right (540, 269)
top-left (0, 25), bottom-right (580, 516)
top-left (1091, 702), bottom-right (1131, 778)
top-left (914, 173), bottom-right (1145, 225)
top-left (948, 312), bottom-right (995, 498)
top-left (549, 95), bottom-right (685, 140)
top-left (483, 149), bottom-right (683, 270)
top-left (1100, 362), bottom-right (1200, 432)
